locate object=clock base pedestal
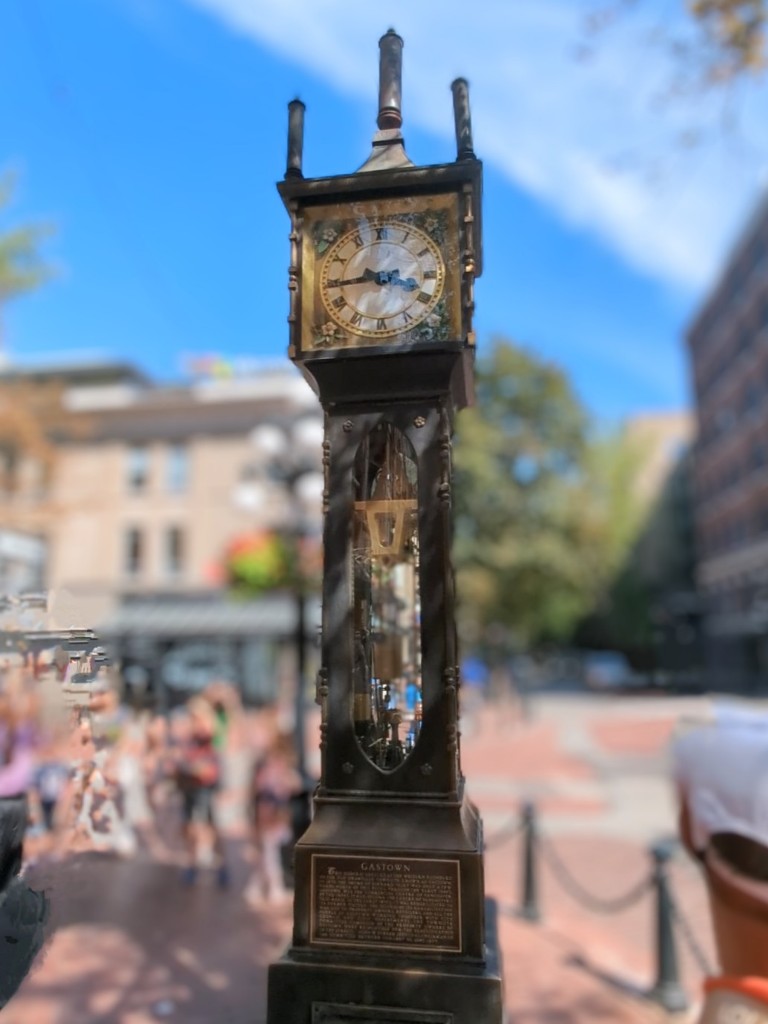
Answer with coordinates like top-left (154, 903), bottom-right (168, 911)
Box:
top-left (266, 794), bottom-right (503, 1024)
top-left (266, 898), bottom-right (504, 1024)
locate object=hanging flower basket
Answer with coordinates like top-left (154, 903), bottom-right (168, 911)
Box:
top-left (224, 531), bottom-right (295, 596)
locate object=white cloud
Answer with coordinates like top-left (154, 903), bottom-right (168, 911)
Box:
top-left (184, 0), bottom-right (768, 291)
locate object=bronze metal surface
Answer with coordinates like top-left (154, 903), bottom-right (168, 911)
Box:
top-left (450, 80), bottom-right (474, 161)
top-left (377, 30), bottom-right (404, 130)
top-left (286, 99), bottom-right (306, 178)
top-left (312, 1004), bottom-right (453, 1023)
top-left (269, 28), bottom-right (499, 1024)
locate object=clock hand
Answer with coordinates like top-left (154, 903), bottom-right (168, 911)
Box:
top-left (332, 268), bottom-right (417, 290)
top-left (334, 268), bottom-right (380, 286)
top-left (387, 274), bottom-right (419, 292)
top-left (368, 268), bottom-right (419, 290)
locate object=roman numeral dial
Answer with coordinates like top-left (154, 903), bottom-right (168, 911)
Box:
top-left (319, 217), bottom-right (445, 340)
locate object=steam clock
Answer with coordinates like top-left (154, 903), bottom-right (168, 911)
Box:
top-left (267, 30), bottom-right (503, 1024)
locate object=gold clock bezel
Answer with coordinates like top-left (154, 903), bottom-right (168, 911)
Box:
top-left (301, 193), bottom-right (462, 352)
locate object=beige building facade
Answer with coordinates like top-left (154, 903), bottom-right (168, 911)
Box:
top-left (1, 359), bottom-right (324, 706)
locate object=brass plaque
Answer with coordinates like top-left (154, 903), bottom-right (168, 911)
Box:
top-left (310, 854), bottom-right (461, 953)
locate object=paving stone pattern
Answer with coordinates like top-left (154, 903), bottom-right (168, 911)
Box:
top-left (2, 693), bottom-right (728, 1023)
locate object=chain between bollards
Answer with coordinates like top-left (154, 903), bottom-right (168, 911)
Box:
top-left (501, 801), bottom-right (706, 1012)
top-left (668, 884), bottom-right (714, 978)
top-left (484, 813), bottom-right (527, 851)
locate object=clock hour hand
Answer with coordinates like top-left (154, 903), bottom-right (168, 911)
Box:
top-left (332, 267), bottom-right (380, 287)
top-left (331, 268), bottom-right (418, 290)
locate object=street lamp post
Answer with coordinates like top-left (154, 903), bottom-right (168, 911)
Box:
top-left (235, 418), bottom-right (323, 786)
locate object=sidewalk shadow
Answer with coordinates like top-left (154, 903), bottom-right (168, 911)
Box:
top-left (11, 837), bottom-right (292, 1024)
top-left (565, 952), bottom-right (649, 1002)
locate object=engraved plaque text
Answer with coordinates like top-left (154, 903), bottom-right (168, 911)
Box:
top-left (310, 854), bottom-right (461, 953)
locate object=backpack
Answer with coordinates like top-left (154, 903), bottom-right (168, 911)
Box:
top-left (176, 736), bottom-right (220, 789)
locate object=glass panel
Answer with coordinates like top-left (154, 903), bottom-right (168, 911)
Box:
top-left (127, 445), bottom-right (149, 492)
top-left (352, 423), bottom-right (421, 771)
top-left (165, 525), bottom-right (184, 578)
top-left (124, 527), bottom-right (143, 576)
top-left (166, 443), bottom-right (189, 493)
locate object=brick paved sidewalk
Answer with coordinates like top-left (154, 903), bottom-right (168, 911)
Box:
top-left (472, 694), bottom-right (716, 1022)
top-left (2, 693), bottom-right (721, 1023)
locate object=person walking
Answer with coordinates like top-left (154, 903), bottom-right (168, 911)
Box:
top-left (0, 671), bottom-right (37, 890)
top-left (174, 697), bottom-right (229, 888)
top-left (245, 729), bottom-right (299, 906)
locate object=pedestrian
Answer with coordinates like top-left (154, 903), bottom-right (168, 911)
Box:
top-left (245, 729), bottom-right (299, 906)
top-left (173, 697), bottom-right (229, 888)
top-left (672, 704), bottom-right (768, 1023)
top-left (32, 755), bottom-right (69, 836)
top-left (74, 715), bottom-right (136, 857)
top-left (0, 668), bottom-right (38, 889)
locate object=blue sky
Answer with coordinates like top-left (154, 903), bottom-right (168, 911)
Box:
top-left (2, 0), bottom-right (768, 421)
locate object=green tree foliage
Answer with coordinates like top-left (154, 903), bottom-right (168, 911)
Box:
top-left (588, 0), bottom-right (767, 84)
top-left (453, 339), bottom-right (594, 650)
top-left (453, 339), bottom-right (688, 656)
top-left (567, 428), bottom-right (660, 651)
top-left (689, 0), bottom-right (766, 80)
top-left (0, 170), bottom-right (53, 317)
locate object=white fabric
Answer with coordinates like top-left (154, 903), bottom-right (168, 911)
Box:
top-left (700, 988), bottom-right (768, 1024)
top-left (672, 703), bottom-right (768, 851)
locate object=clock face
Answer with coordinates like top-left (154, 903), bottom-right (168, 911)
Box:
top-left (319, 219), bottom-right (445, 339)
top-left (300, 194), bottom-right (462, 352)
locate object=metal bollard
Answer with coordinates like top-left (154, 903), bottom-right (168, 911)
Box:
top-left (648, 840), bottom-right (688, 1013)
top-left (520, 801), bottom-right (541, 922)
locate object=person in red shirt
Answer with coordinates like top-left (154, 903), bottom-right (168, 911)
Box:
top-left (174, 697), bottom-right (228, 887)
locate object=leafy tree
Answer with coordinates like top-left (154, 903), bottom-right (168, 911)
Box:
top-left (453, 339), bottom-right (594, 650)
top-left (587, 0), bottom-right (767, 85)
top-left (689, 0), bottom-right (766, 80)
top-left (0, 172), bottom-right (60, 527)
top-left (567, 427), bottom-right (660, 652)
top-left (0, 171), bottom-right (53, 332)
top-left (453, 339), bottom-right (687, 658)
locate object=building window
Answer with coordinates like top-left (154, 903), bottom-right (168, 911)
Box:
top-left (125, 527), bottom-right (143, 577)
top-left (127, 445), bottom-right (149, 493)
top-left (165, 526), bottom-right (184, 578)
top-left (166, 444), bottom-right (189, 493)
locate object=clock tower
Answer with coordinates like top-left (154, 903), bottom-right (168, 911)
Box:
top-left (266, 30), bottom-right (504, 1024)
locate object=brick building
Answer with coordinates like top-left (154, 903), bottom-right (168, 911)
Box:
top-left (687, 193), bottom-right (768, 691)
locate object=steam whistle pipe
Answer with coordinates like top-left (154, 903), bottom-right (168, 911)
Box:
top-left (451, 78), bottom-right (475, 160)
top-left (286, 98), bottom-right (305, 179)
top-left (377, 29), bottom-right (404, 130)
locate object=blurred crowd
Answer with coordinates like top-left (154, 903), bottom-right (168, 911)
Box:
top-left (0, 655), bottom-right (305, 911)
